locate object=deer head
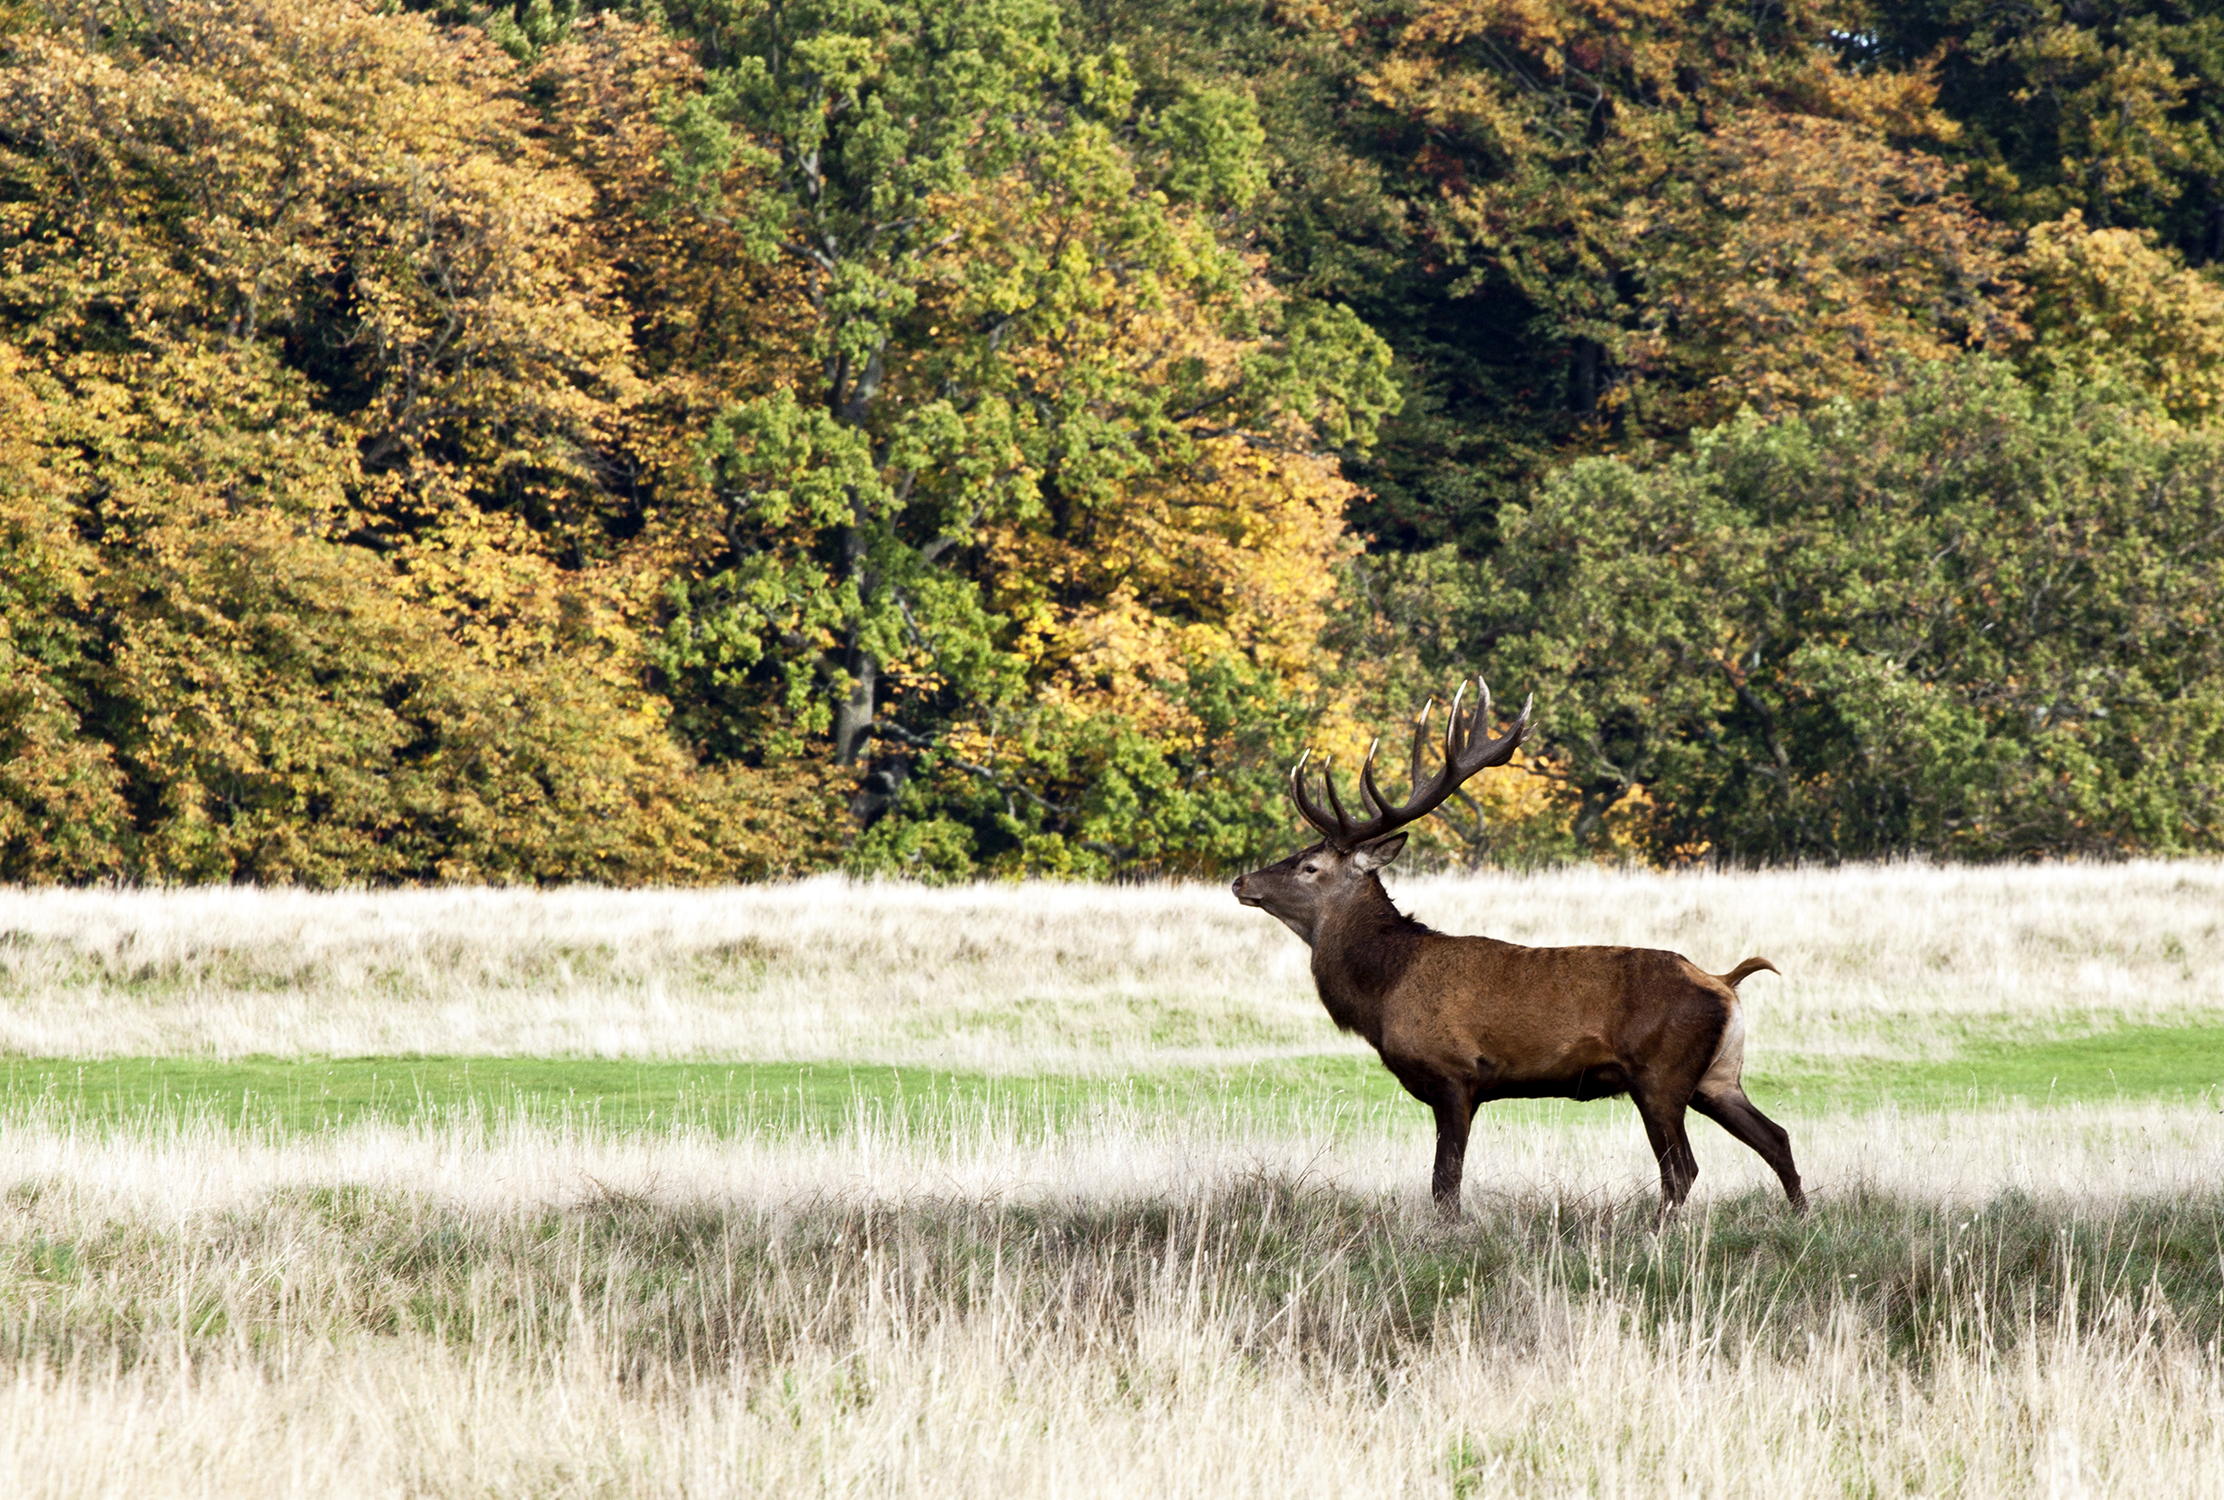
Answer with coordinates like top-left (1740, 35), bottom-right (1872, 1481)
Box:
top-left (1231, 678), bottom-right (1531, 942)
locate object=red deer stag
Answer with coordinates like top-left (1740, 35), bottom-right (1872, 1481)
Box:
top-left (1231, 680), bottom-right (1806, 1224)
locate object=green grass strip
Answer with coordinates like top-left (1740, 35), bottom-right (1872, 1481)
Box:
top-left (1, 1020), bottom-right (2220, 1136)
top-left (1759, 1020), bottom-right (2224, 1113)
top-left (0, 1054), bottom-right (1419, 1137)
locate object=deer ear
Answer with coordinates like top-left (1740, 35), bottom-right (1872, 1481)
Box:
top-left (1350, 832), bottom-right (1407, 871)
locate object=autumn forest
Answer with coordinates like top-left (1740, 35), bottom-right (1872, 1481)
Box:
top-left (5, 0), bottom-right (2224, 883)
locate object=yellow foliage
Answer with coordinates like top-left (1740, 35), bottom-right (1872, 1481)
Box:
top-left (969, 247), bottom-right (1362, 756)
top-left (2020, 212), bottom-right (2224, 423)
top-left (998, 436), bottom-right (1355, 722)
top-left (0, 2), bottom-right (840, 883)
top-left (0, 0), bottom-right (643, 551)
top-left (0, 345), bottom-right (129, 879)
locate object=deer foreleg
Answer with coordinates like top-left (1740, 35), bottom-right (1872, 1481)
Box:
top-left (1427, 1088), bottom-right (1474, 1220)
top-left (1385, 1059), bottom-right (1478, 1220)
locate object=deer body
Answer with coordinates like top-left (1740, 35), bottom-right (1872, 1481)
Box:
top-left (1234, 681), bottom-right (1806, 1223)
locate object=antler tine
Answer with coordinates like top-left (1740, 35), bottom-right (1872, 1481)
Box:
top-left (1288, 750), bottom-right (1341, 839)
top-left (1357, 737), bottom-right (1393, 819)
top-left (1320, 756), bottom-right (1358, 833)
top-left (1459, 688), bottom-right (1533, 772)
top-left (1442, 680), bottom-right (1470, 770)
top-left (1447, 678), bottom-right (1492, 771)
top-left (1407, 698), bottom-right (1436, 800)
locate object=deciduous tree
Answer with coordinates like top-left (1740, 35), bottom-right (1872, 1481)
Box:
top-left (1472, 360), bottom-right (2224, 861)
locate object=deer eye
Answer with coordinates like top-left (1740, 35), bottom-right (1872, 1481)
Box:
top-left (1300, 863), bottom-right (1320, 875)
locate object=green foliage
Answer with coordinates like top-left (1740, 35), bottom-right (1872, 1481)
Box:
top-left (1471, 360), bottom-right (2224, 861)
top-left (482, 0), bottom-right (585, 60)
top-left (849, 653), bottom-right (1321, 880)
top-left (1137, 79), bottom-right (1269, 210)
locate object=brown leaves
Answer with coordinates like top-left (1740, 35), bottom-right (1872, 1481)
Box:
top-left (1347, 0), bottom-right (2015, 436)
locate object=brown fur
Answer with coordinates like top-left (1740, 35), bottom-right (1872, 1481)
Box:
top-left (1234, 842), bottom-right (1806, 1224)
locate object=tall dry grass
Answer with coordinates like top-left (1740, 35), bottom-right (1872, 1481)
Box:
top-left (0, 1097), bottom-right (2220, 1497)
top-left (3, 861), bottom-right (2221, 1065)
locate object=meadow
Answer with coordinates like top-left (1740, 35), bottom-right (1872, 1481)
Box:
top-left (1, 864), bottom-right (2221, 1496)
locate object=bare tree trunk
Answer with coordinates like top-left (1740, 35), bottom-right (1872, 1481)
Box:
top-left (1569, 336), bottom-right (1600, 416)
top-left (832, 514), bottom-right (875, 767)
top-left (827, 338), bottom-right (888, 770)
top-left (1572, 781), bottom-right (1623, 848)
top-left (833, 648), bottom-right (876, 765)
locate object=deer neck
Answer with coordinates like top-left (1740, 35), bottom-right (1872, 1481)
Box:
top-left (1308, 875), bottom-right (1428, 1046)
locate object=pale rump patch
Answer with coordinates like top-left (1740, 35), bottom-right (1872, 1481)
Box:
top-left (1696, 1003), bottom-right (1746, 1099)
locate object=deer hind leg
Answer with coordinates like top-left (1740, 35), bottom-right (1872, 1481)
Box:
top-left (1631, 1088), bottom-right (1701, 1229)
top-left (1691, 1087), bottom-right (1807, 1213)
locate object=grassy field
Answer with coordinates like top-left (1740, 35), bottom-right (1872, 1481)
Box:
top-left (2, 866), bottom-right (2222, 1495)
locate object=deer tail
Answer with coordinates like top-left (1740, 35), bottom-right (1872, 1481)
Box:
top-left (1720, 957), bottom-right (1779, 989)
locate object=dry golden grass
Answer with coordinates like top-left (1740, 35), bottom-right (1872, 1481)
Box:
top-left (0, 1238), bottom-right (2214, 1499)
top-left (2, 861), bottom-right (2219, 1067)
top-left (0, 1098), bottom-right (2219, 1497)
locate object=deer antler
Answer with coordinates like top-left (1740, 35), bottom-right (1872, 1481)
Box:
top-left (1290, 678), bottom-right (1532, 848)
